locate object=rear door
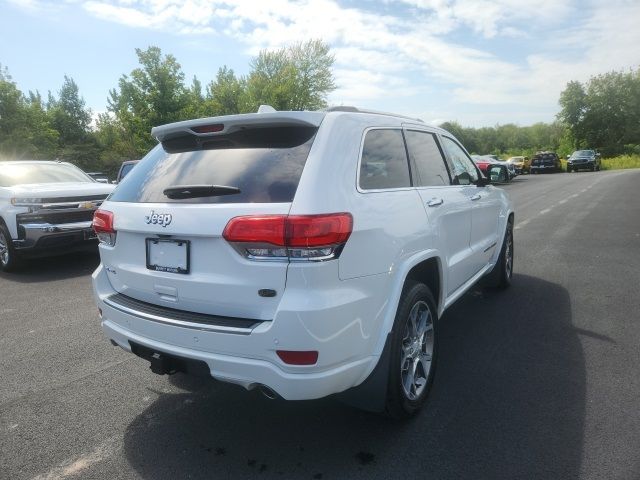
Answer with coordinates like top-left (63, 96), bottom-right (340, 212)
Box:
top-left (98, 124), bottom-right (317, 320)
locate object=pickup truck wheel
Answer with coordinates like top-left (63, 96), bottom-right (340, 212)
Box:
top-left (0, 223), bottom-right (20, 272)
top-left (385, 281), bottom-right (438, 419)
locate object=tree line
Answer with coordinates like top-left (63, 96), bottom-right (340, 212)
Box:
top-left (1, 42), bottom-right (638, 177)
top-left (0, 40), bottom-right (335, 176)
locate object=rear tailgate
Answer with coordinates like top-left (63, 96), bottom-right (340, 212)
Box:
top-left (99, 201), bottom-right (290, 320)
top-left (97, 118), bottom-right (322, 321)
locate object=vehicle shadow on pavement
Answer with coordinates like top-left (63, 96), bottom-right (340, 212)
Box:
top-left (123, 274), bottom-right (585, 480)
top-left (0, 251), bottom-right (99, 283)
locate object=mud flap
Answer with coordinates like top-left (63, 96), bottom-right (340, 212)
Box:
top-left (334, 333), bottom-right (392, 412)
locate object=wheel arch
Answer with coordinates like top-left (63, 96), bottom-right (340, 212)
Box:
top-left (405, 256), bottom-right (443, 314)
top-left (336, 251), bottom-right (444, 413)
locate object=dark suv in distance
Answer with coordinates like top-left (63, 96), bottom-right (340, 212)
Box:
top-left (566, 150), bottom-right (601, 172)
top-left (530, 152), bottom-right (562, 174)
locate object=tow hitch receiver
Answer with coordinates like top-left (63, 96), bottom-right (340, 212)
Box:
top-left (129, 341), bottom-right (211, 377)
top-left (149, 352), bottom-right (177, 375)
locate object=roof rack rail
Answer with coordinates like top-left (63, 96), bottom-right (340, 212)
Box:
top-left (325, 106), bottom-right (424, 123)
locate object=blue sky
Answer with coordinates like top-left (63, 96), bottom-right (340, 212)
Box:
top-left (1, 0), bottom-right (639, 127)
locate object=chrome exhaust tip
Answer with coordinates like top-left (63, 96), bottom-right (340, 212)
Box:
top-left (258, 385), bottom-right (279, 400)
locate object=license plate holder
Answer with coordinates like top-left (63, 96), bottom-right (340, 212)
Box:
top-left (146, 238), bottom-right (190, 274)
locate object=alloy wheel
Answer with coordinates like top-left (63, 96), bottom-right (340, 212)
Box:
top-left (400, 301), bottom-right (434, 401)
top-left (505, 226), bottom-right (513, 280)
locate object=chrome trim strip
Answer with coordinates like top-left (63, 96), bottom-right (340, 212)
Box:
top-left (21, 220), bottom-right (93, 232)
top-left (103, 296), bottom-right (256, 335)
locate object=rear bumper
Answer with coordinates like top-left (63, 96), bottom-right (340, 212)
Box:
top-left (102, 318), bottom-right (373, 400)
top-left (531, 165), bottom-right (560, 173)
top-left (92, 264), bottom-right (384, 400)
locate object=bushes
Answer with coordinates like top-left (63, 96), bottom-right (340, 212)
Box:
top-left (600, 155), bottom-right (640, 170)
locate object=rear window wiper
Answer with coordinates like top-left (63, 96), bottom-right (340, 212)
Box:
top-left (163, 185), bottom-right (241, 199)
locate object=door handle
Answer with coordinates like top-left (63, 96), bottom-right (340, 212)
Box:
top-left (470, 194), bottom-right (481, 201)
top-left (427, 197), bottom-right (444, 207)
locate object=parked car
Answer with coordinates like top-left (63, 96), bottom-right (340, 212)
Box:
top-left (471, 156), bottom-right (513, 182)
top-left (530, 152), bottom-right (562, 173)
top-left (116, 160), bottom-right (139, 183)
top-left (0, 160), bottom-right (114, 271)
top-left (566, 150), bottom-right (601, 172)
top-left (506, 156), bottom-right (530, 174)
top-left (471, 155), bottom-right (493, 174)
top-left (86, 172), bottom-right (110, 183)
top-left (92, 106), bottom-right (514, 418)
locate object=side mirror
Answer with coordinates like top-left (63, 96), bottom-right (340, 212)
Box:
top-left (488, 165), bottom-right (508, 183)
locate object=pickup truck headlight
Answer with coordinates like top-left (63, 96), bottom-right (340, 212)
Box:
top-left (10, 197), bottom-right (43, 206)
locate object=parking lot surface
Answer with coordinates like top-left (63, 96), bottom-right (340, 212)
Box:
top-left (1, 169), bottom-right (639, 480)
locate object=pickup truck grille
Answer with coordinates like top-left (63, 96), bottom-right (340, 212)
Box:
top-left (34, 194), bottom-right (109, 204)
top-left (17, 209), bottom-right (96, 224)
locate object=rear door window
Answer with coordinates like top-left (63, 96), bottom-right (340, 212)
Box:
top-left (404, 130), bottom-right (451, 186)
top-left (359, 129), bottom-right (411, 190)
top-left (109, 126), bottom-right (317, 204)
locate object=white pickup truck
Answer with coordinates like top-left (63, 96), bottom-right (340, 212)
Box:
top-left (0, 160), bottom-right (114, 271)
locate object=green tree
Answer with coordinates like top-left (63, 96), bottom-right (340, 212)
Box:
top-left (558, 68), bottom-right (640, 155)
top-left (0, 65), bottom-right (58, 159)
top-left (107, 46), bottom-right (189, 155)
top-left (244, 40), bottom-right (336, 111)
top-left (48, 75), bottom-right (92, 146)
top-left (206, 66), bottom-right (244, 115)
top-left (182, 76), bottom-right (207, 119)
top-left (558, 81), bottom-right (587, 149)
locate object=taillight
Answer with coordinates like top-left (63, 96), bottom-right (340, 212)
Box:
top-left (92, 209), bottom-right (116, 246)
top-left (223, 213), bottom-right (352, 261)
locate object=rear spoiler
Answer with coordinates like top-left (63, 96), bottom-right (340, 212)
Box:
top-left (151, 111), bottom-right (326, 143)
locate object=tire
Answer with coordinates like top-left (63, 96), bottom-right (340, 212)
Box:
top-left (486, 217), bottom-right (514, 289)
top-left (385, 281), bottom-right (438, 419)
top-left (0, 222), bottom-right (21, 272)
top-left (567, 167), bottom-right (572, 173)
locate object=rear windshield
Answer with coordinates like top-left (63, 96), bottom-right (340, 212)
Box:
top-left (109, 126), bottom-right (317, 204)
top-left (0, 162), bottom-right (93, 187)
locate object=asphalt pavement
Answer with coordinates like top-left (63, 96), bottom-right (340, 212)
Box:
top-left (1, 169), bottom-right (639, 480)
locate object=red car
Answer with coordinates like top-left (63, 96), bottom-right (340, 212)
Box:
top-left (471, 155), bottom-right (513, 183)
top-left (471, 155), bottom-right (496, 174)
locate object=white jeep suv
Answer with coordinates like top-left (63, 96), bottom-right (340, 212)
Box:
top-left (92, 107), bottom-right (514, 417)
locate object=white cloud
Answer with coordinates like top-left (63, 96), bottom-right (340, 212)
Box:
top-left (82, 0), bottom-right (218, 33)
top-left (11, 0), bottom-right (640, 126)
